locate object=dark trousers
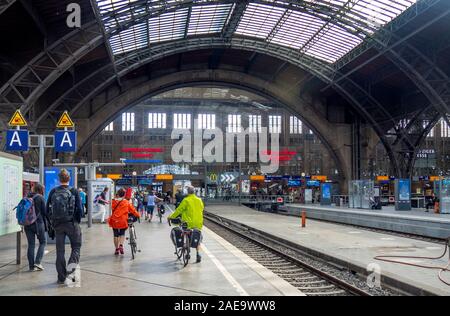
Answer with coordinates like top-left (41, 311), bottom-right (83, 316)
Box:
top-left (24, 222), bottom-right (46, 270)
top-left (54, 222), bottom-right (82, 282)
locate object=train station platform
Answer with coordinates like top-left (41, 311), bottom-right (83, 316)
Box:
top-left (206, 205), bottom-right (450, 296)
top-left (280, 204), bottom-right (450, 239)
top-left (0, 212), bottom-right (302, 296)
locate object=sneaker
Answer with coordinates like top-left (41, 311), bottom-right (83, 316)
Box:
top-left (57, 279), bottom-right (65, 285)
top-left (196, 254), bottom-right (202, 263)
top-left (29, 267), bottom-right (36, 272)
top-left (34, 264), bottom-right (44, 271)
top-left (115, 248), bottom-right (120, 255)
top-left (119, 245), bottom-right (124, 255)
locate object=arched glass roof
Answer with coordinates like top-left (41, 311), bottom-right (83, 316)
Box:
top-left (95, 0), bottom-right (417, 63)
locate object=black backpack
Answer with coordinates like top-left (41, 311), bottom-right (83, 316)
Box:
top-left (50, 187), bottom-right (76, 224)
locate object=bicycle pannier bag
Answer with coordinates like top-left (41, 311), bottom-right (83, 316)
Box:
top-left (190, 229), bottom-right (202, 248)
top-left (171, 227), bottom-right (183, 248)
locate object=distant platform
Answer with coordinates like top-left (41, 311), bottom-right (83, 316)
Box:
top-left (278, 204), bottom-right (450, 239)
top-left (206, 205), bottom-right (450, 296)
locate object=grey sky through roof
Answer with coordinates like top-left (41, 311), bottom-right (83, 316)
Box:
top-left (96, 0), bottom-right (417, 63)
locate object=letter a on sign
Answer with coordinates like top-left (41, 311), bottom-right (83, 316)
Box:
top-left (8, 110), bottom-right (27, 127)
top-left (6, 130), bottom-right (29, 151)
top-left (57, 111), bottom-right (75, 128)
top-left (55, 131), bottom-right (77, 152)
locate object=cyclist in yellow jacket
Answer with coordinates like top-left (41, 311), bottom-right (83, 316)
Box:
top-left (169, 186), bottom-right (204, 262)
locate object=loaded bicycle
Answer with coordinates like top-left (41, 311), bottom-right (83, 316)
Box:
top-left (168, 218), bottom-right (192, 266)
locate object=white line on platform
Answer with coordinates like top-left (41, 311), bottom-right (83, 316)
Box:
top-left (203, 227), bottom-right (305, 296)
top-left (380, 238), bottom-right (395, 241)
top-left (202, 243), bottom-right (249, 296)
top-left (348, 231), bottom-right (362, 234)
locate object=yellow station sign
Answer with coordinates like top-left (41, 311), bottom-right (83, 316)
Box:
top-left (8, 110), bottom-right (27, 127)
top-left (57, 111), bottom-right (75, 128)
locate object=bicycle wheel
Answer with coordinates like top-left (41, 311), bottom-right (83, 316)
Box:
top-left (182, 235), bottom-right (191, 267)
top-left (129, 227), bottom-right (136, 259)
top-left (158, 211), bottom-right (162, 223)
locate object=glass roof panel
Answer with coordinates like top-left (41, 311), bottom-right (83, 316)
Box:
top-left (188, 4), bottom-right (234, 36)
top-left (149, 8), bottom-right (189, 43)
top-left (269, 10), bottom-right (325, 50)
top-left (110, 21), bottom-right (147, 55)
top-left (235, 3), bottom-right (287, 39)
top-left (304, 24), bottom-right (363, 62)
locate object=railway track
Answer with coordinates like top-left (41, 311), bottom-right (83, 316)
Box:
top-left (204, 213), bottom-right (399, 296)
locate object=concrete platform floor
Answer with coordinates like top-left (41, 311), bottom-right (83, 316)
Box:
top-left (0, 211), bottom-right (302, 296)
top-left (206, 205), bottom-right (450, 296)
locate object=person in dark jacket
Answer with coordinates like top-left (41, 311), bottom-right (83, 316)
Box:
top-left (46, 169), bottom-right (83, 285)
top-left (25, 183), bottom-right (47, 272)
top-left (175, 189), bottom-right (185, 208)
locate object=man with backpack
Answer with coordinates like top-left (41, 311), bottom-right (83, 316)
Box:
top-left (46, 169), bottom-right (83, 285)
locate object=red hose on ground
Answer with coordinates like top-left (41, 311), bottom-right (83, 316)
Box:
top-left (374, 238), bottom-right (450, 287)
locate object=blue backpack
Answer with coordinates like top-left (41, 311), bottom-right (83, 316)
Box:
top-left (15, 197), bottom-right (37, 226)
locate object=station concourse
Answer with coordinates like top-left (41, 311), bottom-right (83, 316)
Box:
top-left (0, 0), bottom-right (450, 297)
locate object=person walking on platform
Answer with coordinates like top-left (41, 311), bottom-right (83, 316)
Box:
top-left (96, 187), bottom-right (110, 223)
top-left (146, 191), bottom-right (163, 222)
top-left (425, 193), bottom-right (438, 212)
top-left (175, 189), bottom-right (184, 208)
top-left (46, 169), bottom-right (83, 285)
top-left (108, 189), bottom-right (140, 255)
top-left (24, 183), bottom-right (47, 272)
top-left (168, 186), bottom-right (204, 263)
top-left (78, 188), bottom-right (87, 218)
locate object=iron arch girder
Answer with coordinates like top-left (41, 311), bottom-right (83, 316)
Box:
top-left (2, 0), bottom-right (442, 125)
top-left (75, 37), bottom-right (398, 130)
top-left (331, 7), bottom-right (450, 128)
top-left (0, 21), bottom-right (103, 119)
top-left (0, 0), bottom-right (16, 16)
top-left (36, 37), bottom-right (401, 175)
top-left (5, 1), bottom-right (438, 130)
top-left (75, 70), bottom-right (349, 182)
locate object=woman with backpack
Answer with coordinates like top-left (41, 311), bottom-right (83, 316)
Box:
top-left (25, 183), bottom-right (47, 271)
top-left (108, 189), bottom-right (140, 255)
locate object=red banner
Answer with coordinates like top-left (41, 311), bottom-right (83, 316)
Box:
top-left (122, 148), bottom-right (164, 153)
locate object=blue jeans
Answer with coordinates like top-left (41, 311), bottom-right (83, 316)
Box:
top-left (24, 222), bottom-right (47, 270)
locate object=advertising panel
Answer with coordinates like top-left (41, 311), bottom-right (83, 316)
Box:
top-left (321, 183), bottom-right (332, 206)
top-left (88, 179), bottom-right (113, 223)
top-left (44, 167), bottom-right (76, 200)
top-left (398, 179), bottom-right (411, 201)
